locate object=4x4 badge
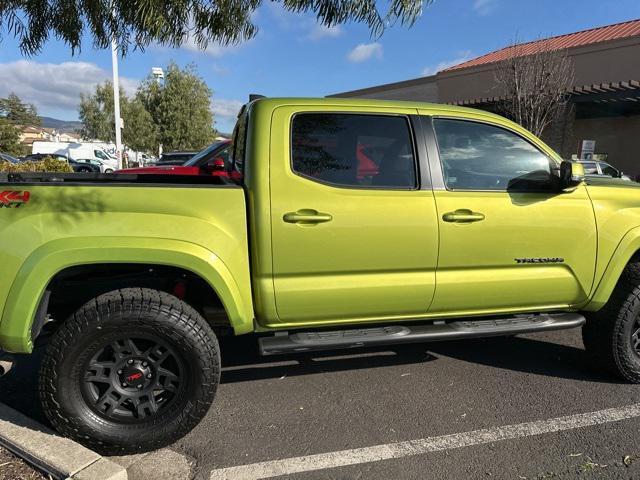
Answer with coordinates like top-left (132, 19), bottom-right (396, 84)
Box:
top-left (0, 191), bottom-right (30, 208)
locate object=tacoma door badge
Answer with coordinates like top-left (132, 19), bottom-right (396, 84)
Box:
top-left (515, 257), bottom-right (564, 264)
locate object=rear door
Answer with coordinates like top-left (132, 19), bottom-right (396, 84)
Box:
top-left (423, 115), bottom-right (597, 314)
top-left (268, 106), bottom-right (439, 326)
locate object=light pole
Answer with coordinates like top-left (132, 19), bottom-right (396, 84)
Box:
top-left (151, 67), bottom-right (164, 158)
top-left (111, 36), bottom-right (123, 169)
top-left (152, 67), bottom-right (164, 84)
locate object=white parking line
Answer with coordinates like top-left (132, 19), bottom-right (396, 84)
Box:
top-left (210, 403), bottom-right (640, 480)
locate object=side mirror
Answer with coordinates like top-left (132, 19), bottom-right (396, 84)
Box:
top-left (202, 157), bottom-right (226, 174)
top-left (559, 160), bottom-right (585, 189)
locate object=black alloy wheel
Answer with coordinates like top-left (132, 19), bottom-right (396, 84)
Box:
top-left (40, 288), bottom-right (220, 454)
top-left (83, 336), bottom-right (186, 422)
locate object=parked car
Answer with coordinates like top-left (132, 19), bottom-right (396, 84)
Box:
top-left (22, 153), bottom-right (70, 162)
top-left (118, 140), bottom-right (232, 178)
top-left (0, 152), bottom-right (21, 164)
top-left (157, 151), bottom-right (198, 165)
top-left (68, 159), bottom-right (101, 173)
top-left (75, 158), bottom-right (111, 173)
top-left (577, 159), bottom-right (632, 180)
top-left (3, 98), bottom-right (640, 456)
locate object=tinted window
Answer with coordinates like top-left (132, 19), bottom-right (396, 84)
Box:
top-left (581, 162), bottom-right (598, 174)
top-left (433, 119), bottom-right (553, 191)
top-left (291, 114), bottom-right (417, 189)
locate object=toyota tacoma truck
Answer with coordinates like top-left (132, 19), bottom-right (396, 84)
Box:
top-left (1, 98), bottom-right (639, 454)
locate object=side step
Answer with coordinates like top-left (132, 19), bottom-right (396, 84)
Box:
top-left (258, 313), bottom-right (585, 356)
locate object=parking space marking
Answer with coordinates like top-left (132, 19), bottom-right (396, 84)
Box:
top-left (210, 403), bottom-right (640, 480)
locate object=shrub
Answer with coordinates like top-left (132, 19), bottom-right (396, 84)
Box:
top-left (0, 157), bottom-right (73, 173)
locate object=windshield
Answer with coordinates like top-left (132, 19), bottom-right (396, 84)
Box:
top-left (184, 141), bottom-right (227, 166)
top-left (95, 150), bottom-right (110, 160)
top-left (0, 153), bottom-right (20, 163)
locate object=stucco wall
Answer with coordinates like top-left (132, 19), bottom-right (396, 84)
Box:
top-left (571, 114), bottom-right (640, 176)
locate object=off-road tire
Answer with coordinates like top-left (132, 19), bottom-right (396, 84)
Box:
top-left (582, 263), bottom-right (640, 383)
top-left (39, 288), bottom-right (220, 455)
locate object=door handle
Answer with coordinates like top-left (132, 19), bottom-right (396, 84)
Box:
top-left (283, 210), bottom-right (333, 224)
top-left (442, 209), bottom-right (485, 223)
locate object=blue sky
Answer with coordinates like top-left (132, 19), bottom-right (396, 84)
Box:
top-left (1, 0), bottom-right (639, 133)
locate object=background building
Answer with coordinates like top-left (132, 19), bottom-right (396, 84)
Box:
top-left (331, 19), bottom-right (640, 176)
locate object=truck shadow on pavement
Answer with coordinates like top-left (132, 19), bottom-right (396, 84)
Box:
top-left (0, 333), bottom-right (623, 426)
top-left (217, 333), bottom-right (623, 385)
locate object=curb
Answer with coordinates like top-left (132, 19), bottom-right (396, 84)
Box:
top-left (0, 402), bottom-right (126, 479)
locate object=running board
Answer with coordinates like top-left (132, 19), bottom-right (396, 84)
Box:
top-left (258, 313), bottom-right (585, 356)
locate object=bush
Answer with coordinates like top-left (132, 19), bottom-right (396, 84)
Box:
top-left (0, 157), bottom-right (74, 173)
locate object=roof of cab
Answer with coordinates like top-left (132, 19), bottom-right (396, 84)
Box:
top-left (248, 96), bottom-right (508, 122)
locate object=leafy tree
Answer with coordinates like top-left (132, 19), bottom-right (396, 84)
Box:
top-left (0, 93), bottom-right (40, 126)
top-left (0, 0), bottom-right (427, 56)
top-left (79, 82), bottom-right (158, 153)
top-left (138, 63), bottom-right (215, 151)
top-left (0, 118), bottom-right (26, 156)
top-left (122, 98), bottom-right (158, 154)
top-left (78, 82), bottom-right (118, 142)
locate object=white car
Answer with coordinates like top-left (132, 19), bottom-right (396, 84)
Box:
top-left (577, 160), bottom-right (632, 181)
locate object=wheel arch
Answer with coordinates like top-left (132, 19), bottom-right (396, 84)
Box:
top-left (585, 225), bottom-right (640, 311)
top-left (0, 236), bottom-right (254, 353)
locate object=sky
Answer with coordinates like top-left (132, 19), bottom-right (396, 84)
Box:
top-left (1, 0), bottom-right (639, 133)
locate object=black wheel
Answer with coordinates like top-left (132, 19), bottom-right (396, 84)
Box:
top-left (76, 166), bottom-right (92, 173)
top-left (39, 288), bottom-right (220, 454)
top-left (583, 264), bottom-right (640, 383)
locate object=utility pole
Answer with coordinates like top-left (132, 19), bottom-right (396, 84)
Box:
top-left (111, 32), bottom-right (123, 169)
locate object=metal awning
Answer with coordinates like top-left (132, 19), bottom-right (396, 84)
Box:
top-left (450, 79), bottom-right (640, 107)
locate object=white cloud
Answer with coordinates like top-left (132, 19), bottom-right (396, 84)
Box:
top-left (473, 0), bottom-right (497, 16)
top-left (307, 24), bottom-right (343, 41)
top-left (422, 50), bottom-right (473, 75)
top-left (0, 60), bottom-right (138, 114)
top-left (347, 43), bottom-right (383, 63)
top-left (211, 99), bottom-right (243, 120)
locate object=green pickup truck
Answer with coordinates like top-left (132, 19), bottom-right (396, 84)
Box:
top-left (1, 98), bottom-right (639, 454)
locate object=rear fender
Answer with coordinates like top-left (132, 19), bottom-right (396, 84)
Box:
top-left (0, 236), bottom-right (254, 353)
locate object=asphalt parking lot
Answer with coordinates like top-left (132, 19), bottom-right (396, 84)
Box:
top-left (2, 327), bottom-right (640, 479)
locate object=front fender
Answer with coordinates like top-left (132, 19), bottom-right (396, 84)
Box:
top-left (584, 225), bottom-right (640, 311)
top-left (0, 236), bottom-right (254, 353)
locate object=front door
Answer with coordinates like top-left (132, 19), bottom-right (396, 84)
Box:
top-left (269, 107), bottom-right (438, 326)
top-left (424, 116), bottom-right (597, 315)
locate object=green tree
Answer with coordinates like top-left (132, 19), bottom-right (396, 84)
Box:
top-left (78, 82), bottom-right (118, 142)
top-left (122, 98), bottom-right (158, 154)
top-left (138, 63), bottom-right (215, 151)
top-left (80, 82), bottom-right (159, 153)
top-left (0, 0), bottom-right (427, 56)
top-left (0, 118), bottom-right (26, 156)
top-left (0, 93), bottom-right (40, 126)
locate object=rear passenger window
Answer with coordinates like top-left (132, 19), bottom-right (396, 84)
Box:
top-left (291, 113), bottom-right (417, 189)
top-left (433, 119), bottom-right (554, 191)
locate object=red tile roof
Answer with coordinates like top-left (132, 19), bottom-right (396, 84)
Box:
top-left (444, 18), bottom-right (640, 72)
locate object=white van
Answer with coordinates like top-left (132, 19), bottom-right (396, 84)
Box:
top-left (32, 142), bottom-right (118, 172)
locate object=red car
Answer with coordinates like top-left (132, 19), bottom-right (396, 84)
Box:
top-left (118, 140), bottom-right (232, 178)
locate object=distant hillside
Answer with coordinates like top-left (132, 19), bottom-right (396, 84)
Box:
top-left (40, 116), bottom-right (83, 133)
